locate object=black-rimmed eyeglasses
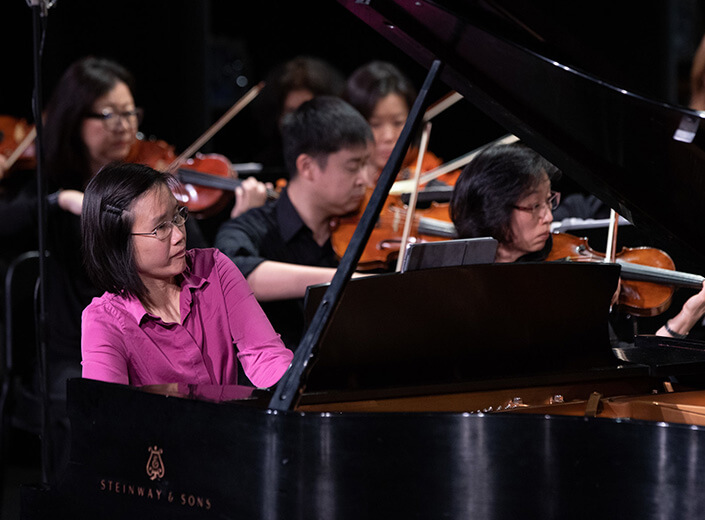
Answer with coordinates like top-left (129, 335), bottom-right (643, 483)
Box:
top-left (85, 107), bottom-right (143, 131)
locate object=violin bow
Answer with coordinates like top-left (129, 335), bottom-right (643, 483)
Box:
top-left (389, 133), bottom-right (519, 195)
top-left (605, 208), bottom-right (620, 263)
top-left (423, 91), bottom-right (463, 121)
top-left (166, 81), bottom-right (265, 172)
top-left (4, 125), bottom-right (37, 171)
top-left (604, 207), bottom-right (620, 310)
top-left (395, 121), bottom-right (432, 272)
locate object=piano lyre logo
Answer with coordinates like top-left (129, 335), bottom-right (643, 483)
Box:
top-left (146, 446), bottom-right (165, 481)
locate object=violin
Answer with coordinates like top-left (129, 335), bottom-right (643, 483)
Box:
top-left (124, 133), bottom-right (177, 171)
top-left (546, 231), bottom-right (704, 317)
top-left (0, 115), bottom-right (37, 175)
top-left (332, 117), bottom-right (459, 272)
top-left (173, 153), bottom-right (279, 218)
top-left (327, 92), bottom-right (495, 271)
top-left (147, 81), bottom-right (275, 219)
top-left (126, 136), bottom-right (261, 219)
top-left (124, 134), bottom-right (226, 217)
top-left (330, 186), bottom-right (451, 271)
top-left (359, 218), bottom-right (705, 316)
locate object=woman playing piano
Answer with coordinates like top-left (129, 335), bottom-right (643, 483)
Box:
top-left (80, 162), bottom-right (293, 387)
top-left (449, 141), bottom-right (705, 339)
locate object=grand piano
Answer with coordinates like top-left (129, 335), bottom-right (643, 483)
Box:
top-left (22, 1), bottom-right (705, 518)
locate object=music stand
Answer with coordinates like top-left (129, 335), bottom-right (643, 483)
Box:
top-left (401, 237), bottom-right (498, 272)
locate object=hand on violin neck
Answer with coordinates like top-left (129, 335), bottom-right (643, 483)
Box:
top-left (657, 281), bottom-right (705, 338)
top-left (677, 281), bottom-right (705, 328)
top-left (230, 177), bottom-right (271, 219)
top-left (58, 189), bottom-right (85, 216)
top-left (682, 281), bottom-right (705, 316)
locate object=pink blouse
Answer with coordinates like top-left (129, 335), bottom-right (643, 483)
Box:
top-left (81, 248), bottom-right (293, 388)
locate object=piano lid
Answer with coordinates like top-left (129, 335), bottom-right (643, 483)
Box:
top-left (337, 0), bottom-right (705, 265)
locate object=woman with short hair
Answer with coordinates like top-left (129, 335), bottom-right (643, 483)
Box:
top-left (450, 142), bottom-right (560, 263)
top-left (80, 162), bottom-right (292, 387)
top-left (450, 141), bottom-right (705, 338)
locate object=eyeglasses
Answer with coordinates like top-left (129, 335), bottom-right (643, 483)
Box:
top-left (85, 107), bottom-right (143, 131)
top-left (512, 191), bottom-right (560, 218)
top-left (131, 206), bottom-right (189, 241)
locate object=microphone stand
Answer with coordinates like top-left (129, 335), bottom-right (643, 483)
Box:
top-left (27, 0), bottom-right (55, 485)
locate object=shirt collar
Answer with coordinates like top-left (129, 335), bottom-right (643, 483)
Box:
top-left (124, 293), bottom-right (150, 324)
top-left (276, 188), bottom-right (308, 243)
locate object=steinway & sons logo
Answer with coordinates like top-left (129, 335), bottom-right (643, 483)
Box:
top-left (97, 445), bottom-right (213, 511)
top-left (146, 445), bottom-right (165, 480)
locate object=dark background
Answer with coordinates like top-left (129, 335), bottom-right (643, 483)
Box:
top-left (2, 0), bottom-right (705, 177)
top-left (3, 2), bottom-right (705, 515)
top-left (3, 0), bottom-right (705, 302)
top-left (3, 1), bottom-right (705, 287)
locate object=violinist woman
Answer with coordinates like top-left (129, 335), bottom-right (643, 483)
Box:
top-left (342, 60), bottom-right (457, 186)
top-left (81, 162), bottom-right (292, 387)
top-left (450, 142), bottom-right (560, 263)
top-left (43, 56), bottom-right (269, 227)
top-left (449, 141), bottom-right (705, 337)
top-left (41, 57), bottom-right (167, 390)
top-left (43, 55), bottom-right (276, 371)
top-left (18, 56), bottom-right (148, 480)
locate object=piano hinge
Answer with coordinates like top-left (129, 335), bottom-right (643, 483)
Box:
top-left (584, 392), bottom-right (603, 417)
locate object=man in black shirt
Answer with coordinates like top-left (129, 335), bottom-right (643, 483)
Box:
top-left (215, 96), bottom-right (373, 350)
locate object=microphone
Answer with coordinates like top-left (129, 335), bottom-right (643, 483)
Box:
top-left (25, 0), bottom-right (57, 16)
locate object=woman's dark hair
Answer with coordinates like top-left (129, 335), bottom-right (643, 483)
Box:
top-left (255, 55), bottom-right (345, 139)
top-left (44, 56), bottom-right (135, 191)
top-left (274, 56), bottom-right (344, 113)
top-left (82, 162), bottom-right (175, 301)
top-left (342, 61), bottom-right (416, 120)
top-left (280, 96), bottom-right (373, 178)
top-left (450, 142), bottom-right (560, 244)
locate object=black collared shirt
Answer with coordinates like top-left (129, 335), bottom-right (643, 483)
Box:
top-left (214, 189), bottom-right (338, 350)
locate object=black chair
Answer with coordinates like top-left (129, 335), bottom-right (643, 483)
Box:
top-left (0, 251), bottom-right (42, 503)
